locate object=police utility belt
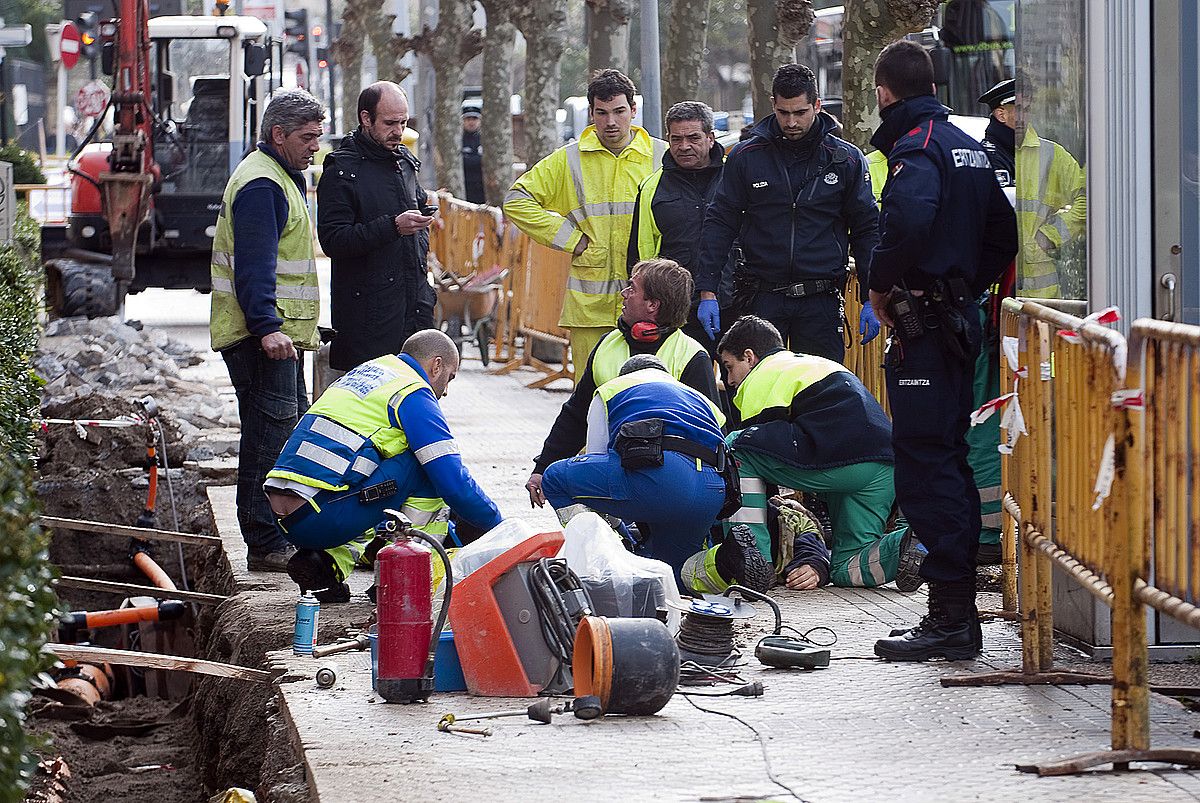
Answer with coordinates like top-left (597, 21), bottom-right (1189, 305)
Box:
top-left (613, 418), bottom-right (743, 520)
top-left (886, 276), bottom-right (973, 360)
top-left (770, 278), bottom-right (836, 298)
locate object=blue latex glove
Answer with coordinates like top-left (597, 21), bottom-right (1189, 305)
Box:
top-left (698, 298), bottom-right (721, 341)
top-left (859, 303), bottom-right (881, 344)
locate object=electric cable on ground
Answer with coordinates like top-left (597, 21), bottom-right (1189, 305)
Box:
top-left (154, 419), bottom-right (190, 593)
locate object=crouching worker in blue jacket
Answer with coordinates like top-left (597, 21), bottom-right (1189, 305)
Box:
top-left (264, 329), bottom-right (502, 602)
top-left (541, 354), bottom-right (772, 593)
top-left (699, 315), bottom-right (925, 593)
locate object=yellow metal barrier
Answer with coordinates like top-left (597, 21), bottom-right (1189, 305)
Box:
top-left (843, 272), bottom-right (888, 411)
top-left (947, 298), bottom-right (1200, 775)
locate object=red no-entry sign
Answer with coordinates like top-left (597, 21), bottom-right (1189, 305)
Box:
top-left (59, 21), bottom-right (81, 70)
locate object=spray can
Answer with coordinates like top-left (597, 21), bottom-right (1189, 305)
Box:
top-left (293, 592), bottom-right (320, 656)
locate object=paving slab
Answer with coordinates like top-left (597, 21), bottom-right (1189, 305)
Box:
top-left (212, 358), bottom-right (1200, 802)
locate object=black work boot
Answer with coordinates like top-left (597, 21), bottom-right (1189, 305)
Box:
top-left (724, 524), bottom-right (775, 592)
top-left (893, 528), bottom-right (928, 593)
top-left (287, 549), bottom-right (351, 604)
top-left (875, 581), bottom-right (981, 661)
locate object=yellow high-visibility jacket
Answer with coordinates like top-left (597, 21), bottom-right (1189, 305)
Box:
top-left (1015, 126), bottom-right (1087, 298)
top-left (503, 125), bottom-right (666, 328)
top-left (866, 149), bottom-right (888, 205)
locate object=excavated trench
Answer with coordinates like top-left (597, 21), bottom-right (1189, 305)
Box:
top-left (26, 353), bottom-right (309, 801)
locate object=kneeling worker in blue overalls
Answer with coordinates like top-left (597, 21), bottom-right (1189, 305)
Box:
top-left (540, 354), bottom-right (771, 592)
top-left (264, 329), bottom-right (503, 602)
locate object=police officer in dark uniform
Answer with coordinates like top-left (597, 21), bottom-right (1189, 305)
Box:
top-left (461, 101), bottom-right (485, 204)
top-left (978, 79), bottom-right (1017, 193)
top-left (866, 41), bottom-right (1018, 662)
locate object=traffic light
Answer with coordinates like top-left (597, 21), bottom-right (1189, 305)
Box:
top-left (284, 9), bottom-right (310, 67)
top-left (316, 47), bottom-right (329, 69)
top-left (76, 11), bottom-right (99, 60)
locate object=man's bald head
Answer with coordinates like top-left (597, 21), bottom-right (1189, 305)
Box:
top-left (402, 329), bottom-right (459, 398)
top-left (358, 82), bottom-right (410, 149)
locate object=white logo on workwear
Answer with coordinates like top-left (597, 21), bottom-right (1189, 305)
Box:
top-left (897, 379), bottom-right (932, 386)
top-left (752, 181), bottom-right (768, 188)
top-left (951, 148), bottom-right (991, 169)
top-left (824, 173), bottom-right (838, 185)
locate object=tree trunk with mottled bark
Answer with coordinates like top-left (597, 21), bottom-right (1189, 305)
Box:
top-left (662, 0), bottom-right (711, 110)
top-left (480, 0), bottom-right (517, 205)
top-left (429, 0), bottom-right (481, 198)
top-left (746, 0), bottom-right (814, 121)
top-left (331, 0), bottom-right (370, 134)
top-left (514, 0), bottom-right (568, 168)
top-left (586, 0), bottom-right (633, 75)
top-left (840, 0), bottom-right (939, 150)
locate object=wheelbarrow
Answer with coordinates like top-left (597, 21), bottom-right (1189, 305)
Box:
top-left (434, 268), bottom-right (507, 366)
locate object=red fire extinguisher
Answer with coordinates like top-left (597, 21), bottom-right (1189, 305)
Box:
top-left (374, 510), bottom-right (454, 704)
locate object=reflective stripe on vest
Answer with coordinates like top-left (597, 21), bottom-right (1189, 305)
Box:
top-left (591, 328), bottom-right (706, 388)
top-left (266, 355), bottom-right (431, 492)
top-left (210, 149), bottom-right (319, 351)
top-left (634, 168), bottom-right (665, 262)
top-left (733, 351), bottom-right (849, 423)
top-left (1014, 127), bottom-right (1086, 299)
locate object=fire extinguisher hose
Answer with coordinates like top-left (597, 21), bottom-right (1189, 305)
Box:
top-left (403, 528), bottom-right (454, 684)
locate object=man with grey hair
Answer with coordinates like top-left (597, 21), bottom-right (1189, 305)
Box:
top-left (318, 81), bottom-right (438, 375)
top-left (628, 100), bottom-right (728, 353)
top-left (210, 88), bottom-right (325, 572)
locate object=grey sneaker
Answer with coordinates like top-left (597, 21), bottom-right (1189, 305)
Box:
top-left (246, 545), bottom-right (296, 573)
top-left (728, 524), bottom-right (774, 593)
top-left (894, 528), bottom-right (928, 593)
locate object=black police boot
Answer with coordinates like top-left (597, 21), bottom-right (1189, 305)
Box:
top-left (874, 580), bottom-right (981, 662)
top-left (287, 549), bottom-right (351, 604)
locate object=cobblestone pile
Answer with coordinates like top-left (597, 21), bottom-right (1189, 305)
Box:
top-left (36, 316), bottom-right (240, 460)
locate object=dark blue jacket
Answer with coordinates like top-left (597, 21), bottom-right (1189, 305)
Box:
top-left (868, 95), bottom-right (1018, 296)
top-left (696, 111), bottom-right (878, 296)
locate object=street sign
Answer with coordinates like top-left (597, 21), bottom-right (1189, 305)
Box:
top-left (59, 20), bottom-right (80, 70)
top-left (0, 24), bottom-right (32, 47)
top-left (75, 80), bottom-right (110, 117)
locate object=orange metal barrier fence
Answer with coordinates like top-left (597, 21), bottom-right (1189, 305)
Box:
top-left (948, 298), bottom-right (1200, 775)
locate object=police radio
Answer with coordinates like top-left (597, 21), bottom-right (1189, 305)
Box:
top-left (887, 290), bottom-right (925, 341)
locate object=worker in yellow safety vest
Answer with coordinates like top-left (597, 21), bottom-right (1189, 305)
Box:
top-left (503, 69), bottom-right (666, 373)
top-left (209, 89), bottom-right (325, 574)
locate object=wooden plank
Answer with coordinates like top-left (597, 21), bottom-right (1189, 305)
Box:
top-left (55, 576), bottom-right (228, 606)
top-left (40, 516), bottom-right (223, 547)
top-left (46, 643), bottom-right (274, 683)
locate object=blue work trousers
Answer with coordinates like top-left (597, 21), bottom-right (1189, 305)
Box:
top-left (541, 450), bottom-right (726, 591)
top-left (885, 309), bottom-right (982, 584)
top-left (222, 338), bottom-right (308, 554)
top-left (277, 450), bottom-right (437, 550)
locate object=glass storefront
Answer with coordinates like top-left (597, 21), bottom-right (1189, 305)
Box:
top-left (1015, 0), bottom-right (1089, 300)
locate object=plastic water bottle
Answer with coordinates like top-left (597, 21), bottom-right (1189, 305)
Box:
top-left (293, 592), bottom-right (320, 656)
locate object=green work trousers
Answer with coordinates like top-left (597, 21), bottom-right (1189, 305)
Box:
top-left (967, 306), bottom-right (1002, 547)
top-left (728, 447), bottom-right (906, 587)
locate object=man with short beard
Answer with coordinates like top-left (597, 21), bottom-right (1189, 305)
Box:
top-left (318, 81), bottom-right (438, 375)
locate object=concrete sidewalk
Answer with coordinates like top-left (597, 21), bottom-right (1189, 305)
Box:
top-left (213, 357), bottom-right (1200, 802)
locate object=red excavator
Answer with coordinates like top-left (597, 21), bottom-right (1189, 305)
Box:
top-left (43, 2), bottom-right (283, 317)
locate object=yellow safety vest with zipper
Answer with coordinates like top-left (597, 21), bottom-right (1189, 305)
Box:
top-left (210, 149), bottom-right (320, 352)
top-left (733, 351), bottom-right (848, 423)
top-left (503, 125), bottom-right (666, 328)
top-left (866, 149), bottom-right (888, 205)
top-left (1015, 126), bottom-right (1087, 299)
top-left (590, 328), bottom-right (706, 389)
top-left (266, 354), bottom-right (448, 539)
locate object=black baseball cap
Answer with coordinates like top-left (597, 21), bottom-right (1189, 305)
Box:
top-left (978, 78), bottom-right (1016, 111)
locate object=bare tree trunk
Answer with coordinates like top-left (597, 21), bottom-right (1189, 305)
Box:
top-left (366, 0), bottom-right (414, 84)
top-left (840, 0), bottom-right (939, 149)
top-left (586, 0), bottom-right (633, 74)
top-left (429, 0), bottom-right (481, 197)
top-left (515, 0), bottom-right (568, 168)
top-left (331, 0), bottom-right (370, 134)
top-left (662, 0), bottom-right (710, 110)
top-left (746, 0), bottom-right (814, 121)
top-left (480, 0), bottom-right (516, 205)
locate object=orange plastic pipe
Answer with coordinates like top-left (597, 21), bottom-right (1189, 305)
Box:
top-left (132, 550), bottom-right (176, 591)
top-left (66, 600), bottom-right (185, 631)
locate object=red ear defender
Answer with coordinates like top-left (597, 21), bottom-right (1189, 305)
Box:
top-left (630, 322), bottom-right (664, 342)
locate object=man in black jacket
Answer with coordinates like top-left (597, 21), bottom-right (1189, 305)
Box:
top-left (695, 64), bottom-right (880, 364)
top-left (317, 81), bottom-right (437, 373)
top-left (627, 101), bottom-right (726, 354)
